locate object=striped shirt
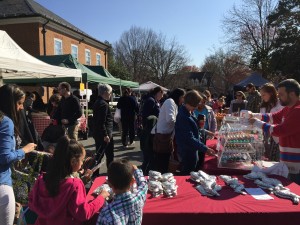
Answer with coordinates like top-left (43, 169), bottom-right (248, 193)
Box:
top-left (253, 101), bottom-right (300, 174)
top-left (97, 169), bottom-right (148, 225)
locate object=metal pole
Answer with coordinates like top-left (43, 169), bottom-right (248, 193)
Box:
top-left (85, 82), bottom-right (89, 138)
top-left (0, 69), bottom-right (3, 86)
top-left (119, 78), bottom-right (122, 95)
top-left (85, 82), bottom-right (88, 121)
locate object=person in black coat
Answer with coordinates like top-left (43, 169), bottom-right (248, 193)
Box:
top-left (117, 88), bottom-right (139, 147)
top-left (56, 82), bottom-right (82, 141)
top-left (140, 115), bottom-right (157, 175)
top-left (92, 84), bottom-right (114, 171)
top-left (141, 86), bottom-right (164, 127)
top-left (32, 91), bottom-right (46, 112)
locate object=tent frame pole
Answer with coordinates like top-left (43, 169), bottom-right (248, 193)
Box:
top-left (85, 82), bottom-right (89, 131)
top-left (119, 78), bottom-right (122, 95)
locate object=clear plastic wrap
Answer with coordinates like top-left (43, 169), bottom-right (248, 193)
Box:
top-left (217, 116), bottom-right (264, 169)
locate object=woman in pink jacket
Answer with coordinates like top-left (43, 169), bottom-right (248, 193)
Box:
top-left (29, 136), bottom-right (109, 225)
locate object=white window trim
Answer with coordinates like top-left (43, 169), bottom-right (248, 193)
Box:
top-left (85, 49), bottom-right (91, 65)
top-left (96, 53), bottom-right (101, 65)
top-left (54, 38), bottom-right (63, 55)
top-left (71, 44), bottom-right (78, 59)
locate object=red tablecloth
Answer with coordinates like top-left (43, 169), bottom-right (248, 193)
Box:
top-left (204, 139), bottom-right (250, 175)
top-left (31, 115), bottom-right (51, 136)
top-left (88, 175), bottom-right (300, 225)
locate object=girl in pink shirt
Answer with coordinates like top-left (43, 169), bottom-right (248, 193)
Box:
top-left (29, 136), bottom-right (109, 225)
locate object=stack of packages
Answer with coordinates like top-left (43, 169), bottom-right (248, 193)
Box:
top-left (148, 171), bottom-right (163, 197)
top-left (161, 173), bottom-right (178, 198)
top-left (148, 171), bottom-right (178, 198)
top-left (190, 170), bottom-right (222, 197)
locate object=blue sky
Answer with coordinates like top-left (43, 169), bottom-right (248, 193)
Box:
top-left (36, 0), bottom-right (241, 67)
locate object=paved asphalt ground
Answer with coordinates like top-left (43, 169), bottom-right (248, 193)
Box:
top-left (79, 131), bottom-right (143, 176)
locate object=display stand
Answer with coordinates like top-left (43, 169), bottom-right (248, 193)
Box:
top-left (217, 116), bottom-right (264, 170)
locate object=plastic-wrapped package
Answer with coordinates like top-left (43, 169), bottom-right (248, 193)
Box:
top-left (148, 170), bottom-right (162, 181)
top-left (148, 171), bottom-right (178, 198)
top-left (191, 171), bottom-right (222, 197)
top-left (244, 171), bottom-right (299, 204)
top-left (148, 180), bottom-right (163, 197)
top-left (219, 175), bottom-right (246, 195)
top-left (272, 187), bottom-right (300, 205)
top-left (93, 183), bottom-right (114, 201)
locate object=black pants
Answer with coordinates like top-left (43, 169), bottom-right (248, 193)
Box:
top-left (94, 136), bottom-right (114, 170)
top-left (141, 149), bottom-right (154, 176)
top-left (121, 117), bottom-right (135, 146)
top-left (153, 152), bottom-right (171, 174)
top-left (196, 151), bottom-right (205, 171)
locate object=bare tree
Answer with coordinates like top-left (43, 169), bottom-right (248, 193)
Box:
top-left (114, 26), bottom-right (189, 85)
top-left (201, 49), bottom-right (250, 93)
top-left (146, 35), bottom-right (188, 86)
top-left (114, 26), bottom-right (157, 81)
top-left (222, 0), bottom-right (278, 77)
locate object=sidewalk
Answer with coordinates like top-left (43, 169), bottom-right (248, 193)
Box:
top-left (79, 131), bottom-right (143, 175)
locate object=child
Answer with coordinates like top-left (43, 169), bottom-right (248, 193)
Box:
top-left (212, 96), bottom-right (226, 113)
top-left (196, 114), bottom-right (215, 170)
top-left (29, 136), bottom-right (109, 225)
top-left (97, 159), bottom-right (148, 225)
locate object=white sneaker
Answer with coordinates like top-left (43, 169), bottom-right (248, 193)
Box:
top-left (129, 141), bottom-right (135, 146)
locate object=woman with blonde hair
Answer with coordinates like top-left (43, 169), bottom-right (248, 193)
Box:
top-left (203, 90), bottom-right (214, 107)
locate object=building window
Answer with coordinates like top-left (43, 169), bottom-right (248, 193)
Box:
top-left (85, 49), bottom-right (91, 65)
top-left (96, 53), bottom-right (101, 66)
top-left (54, 38), bottom-right (63, 55)
top-left (71, 44), bottom-right (78, 59)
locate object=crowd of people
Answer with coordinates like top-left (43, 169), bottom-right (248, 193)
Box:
top-left (0, 78), bottom-right (300, 225)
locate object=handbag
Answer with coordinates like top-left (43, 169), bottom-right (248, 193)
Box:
top-left (153, 125), bottom-right (174, 154)
top-left (114, 108), bottom-right (121, 123)
top-left (12, 152), bottom-right (44, 204)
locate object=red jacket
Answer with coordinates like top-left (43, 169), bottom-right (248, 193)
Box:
top-left (29, 175), bottom-right (105, 225)
top-left (255, 101), bottom-right (300, 174)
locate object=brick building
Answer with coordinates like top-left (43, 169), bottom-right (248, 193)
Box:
top-left (0, 0), bottom-right (110, 68)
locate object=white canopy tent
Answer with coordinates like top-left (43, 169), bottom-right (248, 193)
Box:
top-left (132, 81), bottom-right (168, 92)
top-left (0, 30), bottom-right (81, 85)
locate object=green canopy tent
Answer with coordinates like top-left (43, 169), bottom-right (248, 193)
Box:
top-left (37, 54), bottom-right (121, 85)
top-left (37, 54), bottom-right (119, 119)
top-left (86, 65), bottom-right (138, 88)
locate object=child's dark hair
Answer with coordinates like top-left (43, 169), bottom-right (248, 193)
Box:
top-left (44, 136), bottom-right (85, 197)
top-left (108, 159), bottom-right (133, 190)
top-left (49, 93), bottom-right (62, 104)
